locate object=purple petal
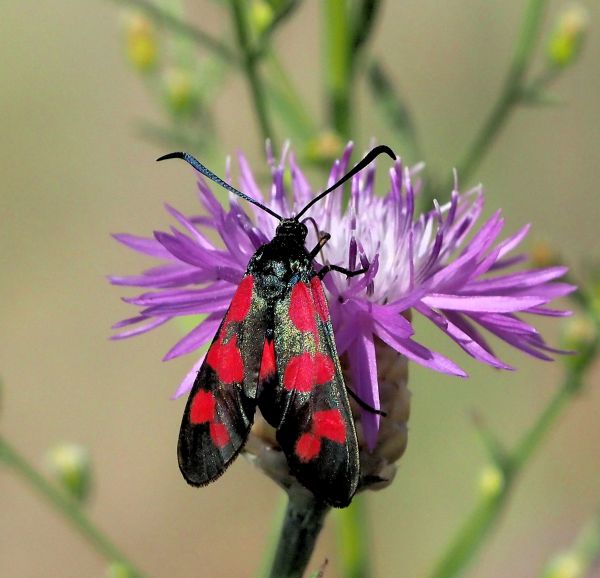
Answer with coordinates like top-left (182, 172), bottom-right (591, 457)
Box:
top-left (112, 233), bottom-right (172, 259)
top-left (495, 224), bottom-right (530, 260)
top-left (416, 304), bottom-right (513, 370)
top-left (164, 204), bottom-right (218, 250)
top-left (125, 281), bottom-right (234, 306)
top-left (348, 326), bottom-right (381, 450)
top-left (109, 265), bottom-right (212, 288)
top-left (163, 314), bottom-right (222, 360)
top-left (374, 315), bottom-right (467, 376)
top-left (172, 355), bottom-right (205, 399)
top-left (140, 286), bottom-right (236, 316)
top-left (464, 267), bottom-right (568, 293)
top-left (526, 306), bottom-right (572, 317)
top-left (154, 231), bottom-right (242, 283)
top-left (469, 314), bottom-right (556, 361)
top-left (423, 294), bottom-right (546, 312)
top-left (111, 316), bottom-right (170, 339)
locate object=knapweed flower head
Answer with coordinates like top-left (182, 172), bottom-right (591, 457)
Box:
top-left (111, 143), bottom-right (573, 453)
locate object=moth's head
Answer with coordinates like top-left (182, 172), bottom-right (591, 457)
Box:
top-left (276, 218), bottom-right (308, 241)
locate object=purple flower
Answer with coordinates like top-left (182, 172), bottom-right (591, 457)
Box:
top-left (110, 143), bottom-right (574, 449)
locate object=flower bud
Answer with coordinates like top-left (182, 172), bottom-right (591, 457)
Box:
top-left (547, 4), bottom-right (589, 68)
top-left (561, 315), bottom-right (597, 373)
top-left (46, 443), bottom-right (91, 503)
top-left (478, 464), bottom-right (504, 498)
top-left (305, 132), bottom-right (346, 167)
top-left (543, 553), bottom-right (584, 578)
top-left (162, 68), bottom-right (200, 116)
top-left (249, 0), bottom-right (275, 37)
top-left (123, 11), bottom-right (158, 72)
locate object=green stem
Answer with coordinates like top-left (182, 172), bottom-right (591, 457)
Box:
top-left (336, 496), bottom-right (372, 578)
top-left (323, 0), bottom-right (352, 139)
top-left (427, 376), bottom-right (580, 578)
top-left (230, 0), bottom-right (276, 149)
top-left (268, 488), bottom-right (330, 578)
top-left (455, 0), bottom-right (549, 184)
top-left (350, 0), bottom-right (383, 57)
top-left (428, 487), bottom-right (510, 578)
top-left (0, 435), bottom-right (146, 577)
top-left (427, 310), bottom-right (598, 578)
top-left (112, 0), bottom-right (239, 65)
top-left (511, 373), bottom-right (580, 470)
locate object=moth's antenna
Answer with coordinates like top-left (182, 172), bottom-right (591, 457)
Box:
top-left (295, 145), bottom-right (397, 221)
top-left (157, 152), bottom-right (283, 222)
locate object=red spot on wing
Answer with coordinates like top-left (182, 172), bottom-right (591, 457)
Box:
top-left (283, 352), bottom-right (336, 392)
top-left (189, 390), bottom-right (215, 424)
top-left (313, 352), bottom-right (335, 384)
top-left (289, 283), bottom-right (317, 337)
top-left (283, 353), bottom-right (314, 392)
top-left (294, 410), bottom-right (347, 463)
top-left (313, 409), bottom-right (346, 442)
top-left (259, 339), bottom-right (276, 381)
top-left (206, 335), bottom-right (244, 383)
top-left (225, 275), bottom-right (254, 324)
top-left (295, 433), bottom-right (321, 462)
top-left (209, 422), bottom-right (230, 448)
top-left (310, 276), bottom-right (330, 322)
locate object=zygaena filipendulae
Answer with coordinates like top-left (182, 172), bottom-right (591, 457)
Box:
top-left (158, 145), bottom-right (396, 507)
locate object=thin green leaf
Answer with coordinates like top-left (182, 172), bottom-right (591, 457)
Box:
top-left (323, 0), bottom-right (352, 138)
top-left (350, 0), bottom-right (383, 54)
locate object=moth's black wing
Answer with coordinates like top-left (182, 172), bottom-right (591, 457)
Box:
top-left (178, 275), bottom-right (268, 485)
top-left (258, 275), bottom-right (360, 507)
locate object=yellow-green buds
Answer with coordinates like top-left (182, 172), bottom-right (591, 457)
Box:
top-left (249, 0), bottom-right (275, 37)
top-left (547, 4), bottom-right (589, 68)
top-left (46, 443), bottom-right (91, 503)
top-left (542, 553), bottom-right (584, 578)
top-left (540, 510), bottom-right (600, 578)
top-left (562, 314), bottom-right (597, 373)
top-left (123, 12), bottom-right (158, 72)
top-left (478, 464), bottom-right (505, 499)
top-left (162, 68), bottom-right (200, 116)
top-left (305, 132), bottom-right (346, 166)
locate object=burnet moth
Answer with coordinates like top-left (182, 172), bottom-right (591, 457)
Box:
top-left (158, 145), bottom-right (396, 507)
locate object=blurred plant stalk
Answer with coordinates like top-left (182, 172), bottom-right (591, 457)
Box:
top-left (427, 282), bottom-right (600, 578)
top-left (0, 435), bottom-right (146, 578)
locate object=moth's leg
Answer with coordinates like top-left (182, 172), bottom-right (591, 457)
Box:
top-left (318, 264), bottom-right (367, 280)
top-left (346, 386), bottom-right (387, 417)
top-left (308, 232), bottom-right (331, 260)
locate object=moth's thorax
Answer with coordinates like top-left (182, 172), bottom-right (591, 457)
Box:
top-left (247, 224), bottom-right (314, 301)
top-left (275, 218), bottom-right (308, 242)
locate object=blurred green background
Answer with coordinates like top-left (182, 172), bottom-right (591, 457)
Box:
top-left (1, 1), bottom-right (599, 577)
